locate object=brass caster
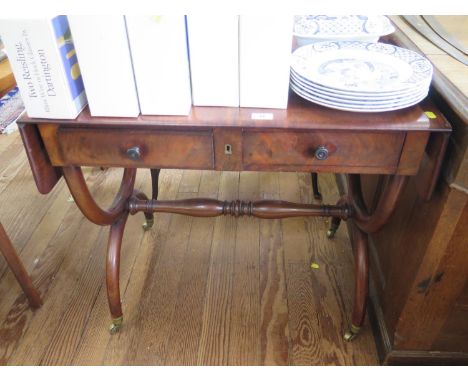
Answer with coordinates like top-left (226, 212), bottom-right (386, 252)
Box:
top-left (142, 218), bottom-right (154, 231)
top-left (326, 228), bottom-right (337, 239)
top-left (109, 316), bottom-right (123, 334)
top-left (343, 325), bottom-right (361, 342)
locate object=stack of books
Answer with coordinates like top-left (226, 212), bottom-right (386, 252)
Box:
top-left (0, 15), bottom-right (294, 119)
top-left (0, 16), bottom-right (87, 119)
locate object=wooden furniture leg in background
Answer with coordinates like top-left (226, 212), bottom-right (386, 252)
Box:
top-left (134, 189), bottom-right (155, 232)
top-left (311, 172), bottom-right (322, 200)
top-left (150, 169), bottom-right (160, 201)
top-left (326, 195), bottom-right (347, 238)
top-left (0, 222), bottom-right (42, 309)
top-left (142, 169), bottom-right (161, 231)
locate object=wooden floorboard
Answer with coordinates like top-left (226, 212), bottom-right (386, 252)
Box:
top-left (196, 171), bottom-right (239, 365)
top-left (0, 131), bottom-right (379, 365)
top-left (164, 170), bottom-right (220, 366)
top-left (228, 171), bottom-right (261, 365)
top-left (258, 172), bottom-right (290, 366)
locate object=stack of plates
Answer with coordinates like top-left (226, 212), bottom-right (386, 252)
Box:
top-left (290, 41), bottom-right (433, 112)
top-left (293, 15), bottom-right (395, 46)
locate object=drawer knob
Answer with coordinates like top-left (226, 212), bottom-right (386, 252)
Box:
top-left (127, 147), bottom-right (141, 161)
top-left (314, 146), bottom-right (329, 161)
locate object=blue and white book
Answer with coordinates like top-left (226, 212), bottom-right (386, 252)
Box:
top-left (0, 16), bottom-right (87, 119)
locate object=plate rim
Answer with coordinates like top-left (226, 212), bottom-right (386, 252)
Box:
top-left (290, 69), bottom-right (428, 101)
top-left (290, 82), bottom-right (428, 112)
top-left (290, 80), bottom-right (428, 106)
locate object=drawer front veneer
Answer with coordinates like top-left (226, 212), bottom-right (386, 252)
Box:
top-left (242, 131), bottom-right (406, 173)
top-left (45, 127), bottom-right (214, 169)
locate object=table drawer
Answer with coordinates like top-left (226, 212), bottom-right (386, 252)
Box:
top-left (49, 127), bottom-right (214, 169)
top-left (243, 131), bottom-right (405, 172)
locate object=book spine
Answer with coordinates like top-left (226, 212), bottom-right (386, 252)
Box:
top-left (0, 18), bottom-right (86, 118)
top-left (126, 15), bottom-right (191, 116)
top-left (68, 16), bottom-right (140, 117)
top-left (187, 16), bottom-right (239, 107)
top-left (49, 15), bottom-right (87, 116)
top-left (239, 16), bottom-right (293, 109)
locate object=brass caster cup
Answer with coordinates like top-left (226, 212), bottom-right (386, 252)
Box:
top-left (343, 325), bottom-right (361, 342)
top-left (326, 228), bottom-right (337, 239)
top-left (142, 218), bottom-right (154, 231)
top-left (109, 316), bottom-right (123, 334)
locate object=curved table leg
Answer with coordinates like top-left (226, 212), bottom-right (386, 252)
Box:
top-left (344, 223), bottom-right (369, 342)
top-left (337, 174), bottom-right (408, 341)
top-left (0, 223), bottom-right (42, 309)
top-left (106, 189), bottom-right (152, 333)
top-left (106, 211), bottom-right (129, 334)
top-left (61, 166), bottom-right (142, 332)
top-left (348, 174), bottom-right (408, 234)
top-left (62, 166), bottom-right (136, 226)
top-left (311, 172), bottom-right (322, 200)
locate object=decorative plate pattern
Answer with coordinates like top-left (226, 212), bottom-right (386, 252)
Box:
top-left (291, 41), bottom-right (433, 93)
top-left (293, 15), bottom-right (395, 39)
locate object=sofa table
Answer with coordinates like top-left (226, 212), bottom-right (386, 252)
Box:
top-left (17, 92), bottom-right (451, 341)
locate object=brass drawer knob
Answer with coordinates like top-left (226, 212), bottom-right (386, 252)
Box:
top-left (314, 146), bottom-right (329, 160)
top-left (126, 147), bottom-right (141, 161)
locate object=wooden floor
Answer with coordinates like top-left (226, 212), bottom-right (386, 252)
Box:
top-left (0, 131), bottom-right (378, 365)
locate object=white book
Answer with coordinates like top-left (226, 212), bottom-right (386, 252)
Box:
top-left (68, 16), bottom-right (140, 117)
top-left (126, 15), bottom-right (191, 116)
top-left (187, 16), bottom-right (239, 107)
top-left (239, 16), bottom-right (294, 109)
top-left (0, 16), bottom-right (87, 119)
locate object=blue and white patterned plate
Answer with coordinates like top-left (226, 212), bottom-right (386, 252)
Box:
top-left (290, 70), bottom-right (427, 103)
top-left (291, 41), bottom-right (433, 93)
top-left (290, 78), bottom-right (427, 107)
top-left (290, 81), bottom-right (428, 112)
top-left (290, 68), bottom-right (428, 98)
top-left (294, 15), bottom-right (395, 39)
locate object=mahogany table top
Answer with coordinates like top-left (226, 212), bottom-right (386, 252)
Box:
top-left (20, 91), bottom-right (450, 133)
